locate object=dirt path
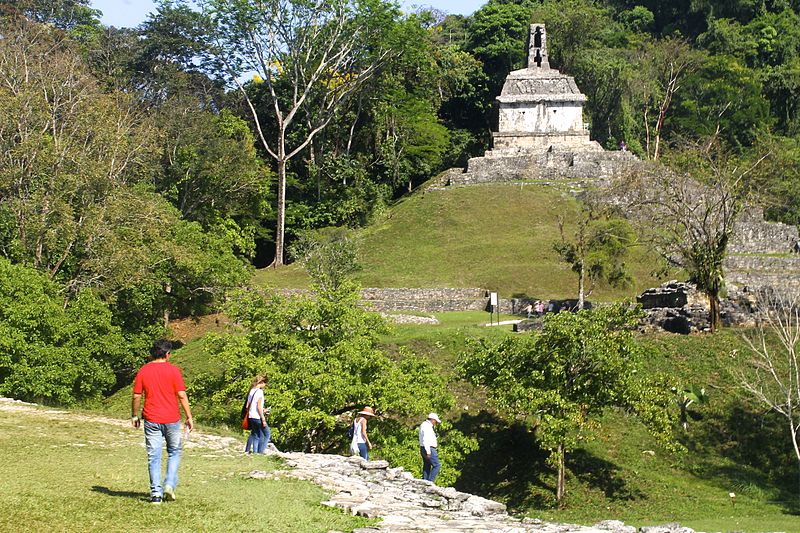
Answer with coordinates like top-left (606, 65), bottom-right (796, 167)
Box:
top-left (0, 397), bottom-right (241, 453)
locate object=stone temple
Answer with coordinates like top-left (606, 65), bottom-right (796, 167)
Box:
top-left (494, 23), bottom-right (598, 152)
top-left (436, 23), bottom-right (634, 187)
top-left (427, 23), bottom-right (800, 314)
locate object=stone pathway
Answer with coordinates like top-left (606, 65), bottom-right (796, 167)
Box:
top-left (255, 451), bottom-right (695, 533)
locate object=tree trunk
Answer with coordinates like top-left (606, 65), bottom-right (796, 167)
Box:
top-left (163, 282), bottom-right (172, 328)
top-left (708, 292), bottom-right (721, 333)
top-left (578, 262), bottom-right (586, 310)
top-left (556, 442), bottom-right (566, 505)
top-left (273, 131), bottom-right (287, 267)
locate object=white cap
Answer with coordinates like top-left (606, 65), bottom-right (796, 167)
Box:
top-left (428, 412), bottom-right (441, 423)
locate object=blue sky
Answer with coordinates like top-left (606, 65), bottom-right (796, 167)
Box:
top-left (90, 0), bottom-right (486, 28)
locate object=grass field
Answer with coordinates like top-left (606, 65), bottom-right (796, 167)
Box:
top-left (254, 184), bottom-right (666, 300)
top-left (0, 402), bottom-right (369, 533)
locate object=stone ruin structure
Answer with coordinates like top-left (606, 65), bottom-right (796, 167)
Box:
top-left (256, 447), bottom-right (698, 533)
top-left (422, 25), bottom-right (800, 330)
top-left (494, 24), bottom-right (594, 152)
top-left (431, 23), bottom-right (637, 189)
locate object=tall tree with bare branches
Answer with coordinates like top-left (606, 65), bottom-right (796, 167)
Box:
top-left (199, 0), bottom-right (393, 266)
top-left (632, 37), bottom-right (703, 160)
top-left (738, 288), bottom-right (800, 490)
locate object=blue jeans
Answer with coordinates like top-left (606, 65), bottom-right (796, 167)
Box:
top-left (144, 420), bottom-right (182, 497)
top-left (357, 442), bottom-right (368, 460)
top-left (421, 446), bottom-right (440, 483)
top-left (249, 419), bottom-right (270, 453)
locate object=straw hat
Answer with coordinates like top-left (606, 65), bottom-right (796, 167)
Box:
top-left (357, 406), bottom-right (376, 417)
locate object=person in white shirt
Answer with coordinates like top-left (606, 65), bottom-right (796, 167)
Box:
top-left (350, 406), bottom-right (375, 460)
top-left (419, 413), bottom-right (441, 483)
top-left (245, 376), bottom-right (269, 454)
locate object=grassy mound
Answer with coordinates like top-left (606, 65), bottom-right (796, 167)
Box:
top-left (255, 184), bottom-right (665, 300)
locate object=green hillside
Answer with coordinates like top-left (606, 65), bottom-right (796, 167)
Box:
top-left (109, 317), bottom-right (800, 531)
top-left (256, 184), bottom-right (666, 300)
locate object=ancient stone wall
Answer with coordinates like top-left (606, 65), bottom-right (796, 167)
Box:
top-left (729, 207), bottom-right (798, 254)
top-left (637, 281), bottom-right (761, 333)
top-left (436, 149), bottom-right (638, 189)
top-left (360, 288), bottom-right (490, 313)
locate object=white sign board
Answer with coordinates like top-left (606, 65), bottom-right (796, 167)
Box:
top-left (490, 292), bottom-right (498, 306)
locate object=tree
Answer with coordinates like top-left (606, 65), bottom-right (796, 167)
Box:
top-left (191, 281), bottom-right (475, 484)
top-left (467, 1), bottom-right (532, 99)
top-left (738, 288), bottom-right (800, 494)
top-left (631, 37), bottom-right (704, 160)
top-left (0, 0), bottom-right (101, 40)
top-left (288, 227), bottom-right (361, 294)
top-left (554, 205), bottom-right (635, 310)
top-left (0, 258), bottom-right (131, 404)
top-left (155, 105), bottom-right (270, 258)
top-left (460, 305), bottom-right (674, 504)
top-left (0, 18), bottom-right (159, 282)
top-left (612, 148), bottom-right (764, 331)
top-left (671, 54), bottom-right (772, 149)
top-left (199, 0), bottom-right (392, 266)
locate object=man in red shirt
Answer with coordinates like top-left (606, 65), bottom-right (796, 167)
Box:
top-left (131, 339), bottom-right (193, 504)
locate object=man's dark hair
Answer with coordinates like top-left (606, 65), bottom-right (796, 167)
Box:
top-left (149, 339), bottom-right (173, 360)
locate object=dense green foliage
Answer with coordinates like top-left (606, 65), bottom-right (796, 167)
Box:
top-left (191, 283), bottom-right (476, 485)
top-left (0, 258), bottom-right (131, 404)
top-left (460, 305), bottom-right (675, 501)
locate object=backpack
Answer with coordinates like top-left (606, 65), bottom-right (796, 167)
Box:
top-left (347, 419), bottom-right (356, 439)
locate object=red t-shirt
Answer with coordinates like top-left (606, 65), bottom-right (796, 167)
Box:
top-left (133, 361), bottom-right (186, 423)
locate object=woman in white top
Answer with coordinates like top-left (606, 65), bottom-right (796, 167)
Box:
top-left (245, 375), bottom-right (269, 454)
top-left (351, 406), bottom-right (375, 460)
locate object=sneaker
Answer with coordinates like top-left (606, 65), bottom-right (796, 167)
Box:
top-left (163, 486), bottom-right (176, 502)
top-left (150, 496), bottom-right (162, 504)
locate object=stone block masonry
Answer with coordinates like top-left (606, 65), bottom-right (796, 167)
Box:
top-left (360, 287), bottom-right (489, 312)
top-left (729, 207), bottom-right (798, 254)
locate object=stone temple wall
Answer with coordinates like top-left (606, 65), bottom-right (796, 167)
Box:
top-left (429, 149), bottom-right (639, 190)
top-left (359, 288), bottom-right (490, 313)
top-left (729, 207), bottom-right (798, 254)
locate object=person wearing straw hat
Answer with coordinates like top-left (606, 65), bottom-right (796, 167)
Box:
top-left (419, 413), bottom-right (441, 483)
top-left (350, 406), bottom-right (375, 460)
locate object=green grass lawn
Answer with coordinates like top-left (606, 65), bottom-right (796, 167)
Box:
top-left (255, 184), bottom-right (666, 300)
top-left (0, 404), bottom-right (370, 533)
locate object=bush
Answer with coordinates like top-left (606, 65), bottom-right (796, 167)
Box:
top-left (0, 258), bottom-right (130, 404)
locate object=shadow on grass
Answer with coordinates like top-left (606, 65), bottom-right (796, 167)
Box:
top-left (91, 486), bottom-right (147, 501)
top-left (453, 410), bottom-right (637, 512)
top-left (569, 449), bottom-right (642, 500)
top-left (685, 403), bottom-right (800, 515)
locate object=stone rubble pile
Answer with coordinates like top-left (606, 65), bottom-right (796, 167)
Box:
top-left (251, 451), bottom-right (696, 533)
